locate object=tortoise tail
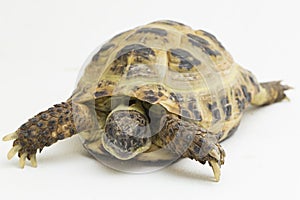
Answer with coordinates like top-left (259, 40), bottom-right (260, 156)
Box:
top-left (251, 81), bottom-right (292, 106)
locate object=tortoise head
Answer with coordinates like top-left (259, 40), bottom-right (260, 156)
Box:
top-left (102, 103), bottom-right (151, 160)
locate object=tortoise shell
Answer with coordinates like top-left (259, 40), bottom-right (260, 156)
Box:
top-left (72, 20), bottom-right (251, 134)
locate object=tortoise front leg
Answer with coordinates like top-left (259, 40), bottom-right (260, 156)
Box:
top-left (156, 114), bottom-right (225, 181)
top-left (183, 133), bottom-right (225, 181)
top-left (2, 101), bottom-right (97, 168)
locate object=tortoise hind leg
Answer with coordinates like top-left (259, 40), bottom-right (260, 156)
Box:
top-left (251, 81), bottom-right (292, 106)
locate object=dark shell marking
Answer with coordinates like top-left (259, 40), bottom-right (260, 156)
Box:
top-left (143, 90), bottom-right (159, 103)
top-left (109, 44), bottom-right (156, 75)
top-left (135, 28), bottom-right (168, 37)
top-left (187, 33), bottom-right (220, 57)
top-left (199, 29), bottom-right (225, 50)
top-left (248, 74), bottom-right (260, 92)
top-left (202, 47), bottom-right (221, 57)
top-left (208, 102), bottom-right (221, 123)
top-left (168, 48), bottom-right (201, 71)
top-left (187, 33), bottom-right (209, 46)
top-left (116, 44), bottom-right (155, 60)
top-left (95, 90), bottom-right (109, 97)
top-left (237, 98), bottom-right (246, 112)
top-left (220, 96), bottom-right (232, 120)
top-left (169, 92), bottom-right (184, 102)
top-left (241, 85), bottom-right (252, 102)
top-left (187, 98), bottom-right (202, 120)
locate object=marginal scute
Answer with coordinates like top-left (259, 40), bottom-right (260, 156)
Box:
top-left (143, 90), bottom-right (160, 103)
top-left (212, 109), bottom-right (221, 122)
top-left (95, 90), bottom-right (109, 97)
top-left (193, 145), bottom-right (200, 154)
top-left (237, 98), bottom-right (246, 112)
top-left (193, 110), bottom-right (202, 121)
top-left (208, 102), bottom-right (217, 111)
top-left (241, 85), bottom-right (252, 102)
top-left (227, 125), bottom-right (240, 139)
top-left (224, 105), bottom-right (232, 120)
top-left (221, 96), bottom-right (229, 106)
top-left (181, 109), bottom-right (191, 119)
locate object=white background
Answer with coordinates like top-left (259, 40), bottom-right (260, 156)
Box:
top-left (0, 0), bottom-right (299, 199)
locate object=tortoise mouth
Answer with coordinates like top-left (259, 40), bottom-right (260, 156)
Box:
top-left (102, 133), bottom-right (151, 160)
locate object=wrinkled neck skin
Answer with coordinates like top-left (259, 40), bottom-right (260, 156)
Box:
top-left (102, 102), bottom-right (152, 160)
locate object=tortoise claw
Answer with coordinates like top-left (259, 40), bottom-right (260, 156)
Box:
top-left (18, 153), bottom-right (38, 168)
top-left (2, 132), bottom-right (18, 141)
top-left (208, 143), bottom-right (225, 182)
top-left (19, 153), bottom-right (28, 169)
top-left (209, 160), bottom-right (221, 182)
top-left (29, 154), bottom-right (38, 168)
top-left (7, 145), bottom-right (22, 160)
top-left (4, 138), bottom-right (38, 168)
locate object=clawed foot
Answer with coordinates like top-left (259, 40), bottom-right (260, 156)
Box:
top-left (3, 102), bottom-right (77, 168)
top-left (188, 133), bottom-right (225, 182)
top-left (3, 132), bottom-right (38, 168)
top-left (207, 143), bottom-right (225, 182)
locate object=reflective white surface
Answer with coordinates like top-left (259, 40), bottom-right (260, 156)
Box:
top-left (0, 0), bottom-right (299, 199)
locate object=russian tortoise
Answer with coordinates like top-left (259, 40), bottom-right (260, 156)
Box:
top-left (3, 20), bottom-right (291, 181)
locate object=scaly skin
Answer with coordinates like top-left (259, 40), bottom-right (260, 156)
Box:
top-left (2, 101), bottom-right (96, 168)
top-left (155, 114), bottom-right (225, 181)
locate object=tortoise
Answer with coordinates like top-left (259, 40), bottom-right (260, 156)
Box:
top-left (3, 20), bottom-right (291, 181)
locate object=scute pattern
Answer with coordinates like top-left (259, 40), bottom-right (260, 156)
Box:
top-left (74, 20), bottom-right (260, 137)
